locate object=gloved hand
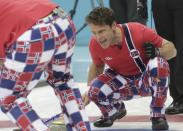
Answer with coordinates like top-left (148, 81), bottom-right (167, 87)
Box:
top-left (144, 42), bottom-right (159, 59)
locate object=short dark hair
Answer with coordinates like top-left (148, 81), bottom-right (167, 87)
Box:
top-left (85, 7), bottom-right (116, 26)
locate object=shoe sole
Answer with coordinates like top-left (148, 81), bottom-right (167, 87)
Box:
top-left (165, 110), bottom-right (183, 115)
top-left (50, 124), bottom-right (67, 131)
top-left (152, 126), bottom-right (169, 130)
top-left (13, 129), bottom-right (21, 131)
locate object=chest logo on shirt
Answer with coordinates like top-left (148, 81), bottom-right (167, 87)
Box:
top-left (104, 57), bottom-right (112, 61)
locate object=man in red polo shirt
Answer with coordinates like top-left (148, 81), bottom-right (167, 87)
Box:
top-left (82, 7), bottom-right (177, 130)
top-left (0, 0), bottom-right (91, 130)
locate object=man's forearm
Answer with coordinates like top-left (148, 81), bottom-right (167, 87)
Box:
top-left (87, 69), bottom-right (97, 86)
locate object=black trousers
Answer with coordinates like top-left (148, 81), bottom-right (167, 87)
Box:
top-left (109, 0), bottom-right (147, 24)
top-left (152, 0), bottom-right (183, 102)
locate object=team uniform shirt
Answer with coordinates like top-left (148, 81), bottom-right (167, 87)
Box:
top-left (89, 22), bottom-right (163, 76)
top-left (0, 0), bottom-right (57, 60)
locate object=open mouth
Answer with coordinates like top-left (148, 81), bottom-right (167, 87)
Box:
top-left (99, 39), bottom-right (107, 45)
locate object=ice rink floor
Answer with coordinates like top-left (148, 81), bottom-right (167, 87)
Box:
top-left (0, 83), bottom-right (183, 131)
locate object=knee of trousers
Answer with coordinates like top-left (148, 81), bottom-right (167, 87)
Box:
top-left (88, 80), bottom-right (104, 103)
top-left (0, 95), bottom-right (17, 113)
top-left (55, 88), bottom-right (83, 102)
top-left (147, 57), bottom-right (170, 78)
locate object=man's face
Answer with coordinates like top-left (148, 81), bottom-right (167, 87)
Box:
top-left (88, 23), bottom-right (115, 49)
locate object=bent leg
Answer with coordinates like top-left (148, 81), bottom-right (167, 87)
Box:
top-left (88, 69), bottom-right (129, 118)
top-left (46, 16), bottom-right (90, 130)
top-left (140, 57), bottom-right (170, 118)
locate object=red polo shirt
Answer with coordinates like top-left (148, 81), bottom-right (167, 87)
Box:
top-left (89, 22), bottom-right (163, 76)
top-left (0, 0), bottom-right (57, 60)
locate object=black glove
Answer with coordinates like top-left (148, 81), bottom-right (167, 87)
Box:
top-left (144, 42), bottom-right (159, 59)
